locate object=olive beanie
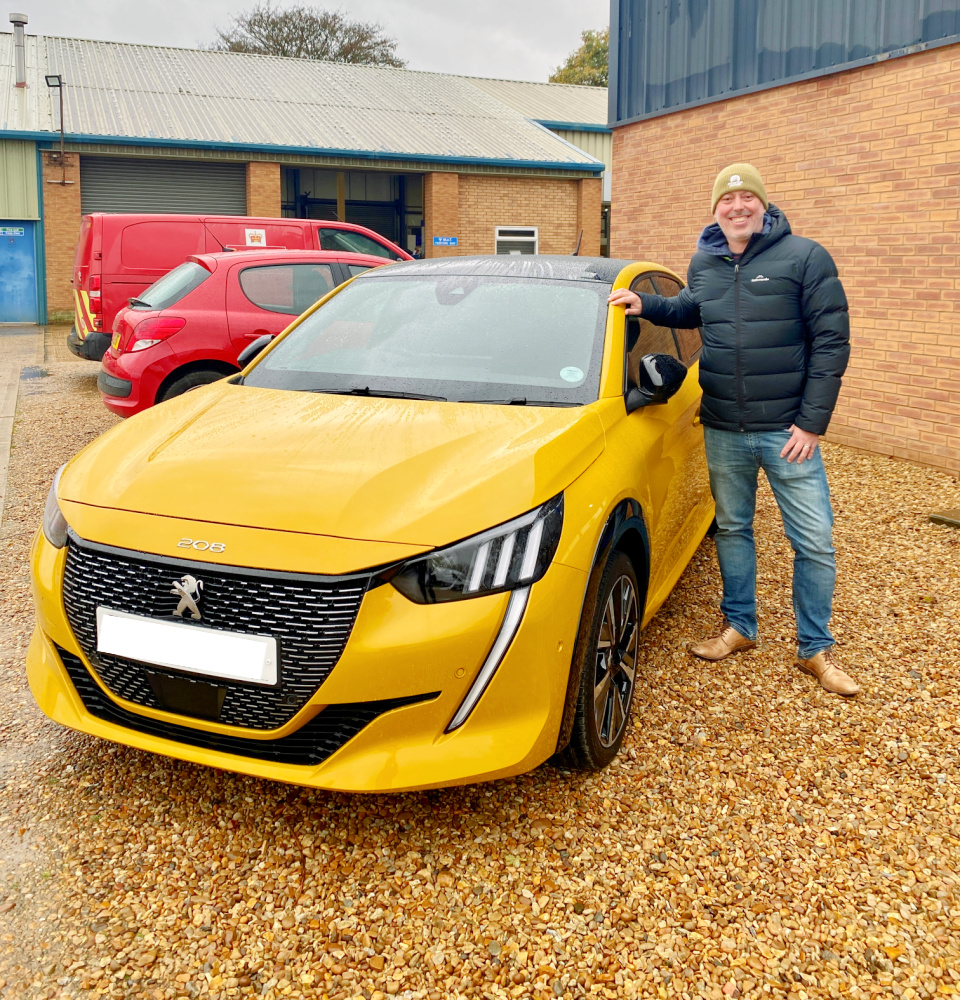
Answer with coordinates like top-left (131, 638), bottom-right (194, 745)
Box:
top-left (711, 163), bottom-right (768, 213)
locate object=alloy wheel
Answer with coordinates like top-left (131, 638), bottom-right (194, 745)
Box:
top-left (593, 574), bottom-right (639, 747)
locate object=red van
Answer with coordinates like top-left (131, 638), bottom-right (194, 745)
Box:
top-left (70, 214), bottom-right (412, 360)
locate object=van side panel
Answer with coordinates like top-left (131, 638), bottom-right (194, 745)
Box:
top-left (202, 218), bottom-right (309, 251)
top-left (100, 219), bottom-right (207, 328)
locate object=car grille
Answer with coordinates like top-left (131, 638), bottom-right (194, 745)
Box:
top-left (57, 646), bottom-right (437, 767)
top-left (62, 533), bottom-right (371, 730)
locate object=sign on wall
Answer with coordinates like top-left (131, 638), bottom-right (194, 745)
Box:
top-left (433, 236), bottom-right (458, 246)
top-left (0, 227), bottom-right (25, 237)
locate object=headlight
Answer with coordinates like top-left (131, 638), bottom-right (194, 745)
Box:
top-left (390, 494), bottom-right (563, 604)
top-left (42, 465), bottom-right (69, 548)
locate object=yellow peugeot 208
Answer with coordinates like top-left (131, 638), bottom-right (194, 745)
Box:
top-left (29, 256), bottom-right (713, 792)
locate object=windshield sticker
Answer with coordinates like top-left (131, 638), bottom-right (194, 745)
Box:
top-left (560, 366), bottom-right (584, 383)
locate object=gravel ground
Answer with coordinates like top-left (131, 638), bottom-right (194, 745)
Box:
top-left (0, 341), bottom-right (959, 1000)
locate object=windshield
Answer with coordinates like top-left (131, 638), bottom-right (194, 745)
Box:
top-left (242, 273), bottom-right (610, 405)
top-left (132, 261), bottom-right (210, 310)
top-left (317, 228), bottom-right (400, 259)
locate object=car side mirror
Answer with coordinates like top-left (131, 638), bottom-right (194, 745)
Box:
top-left (625, 353), bottom-right (688, 413)
top-left (237, 334), bottom-right (274, 368)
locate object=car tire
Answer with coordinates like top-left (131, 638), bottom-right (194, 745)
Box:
top-left (157, 369), bottom-right (229, 403)
top-left (557, 550), bottom-right (641, 771)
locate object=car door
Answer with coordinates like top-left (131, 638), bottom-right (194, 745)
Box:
top-left (623, 273), bottom-right (711, 606)
top-left (226, 261), bottom-right (339, 352)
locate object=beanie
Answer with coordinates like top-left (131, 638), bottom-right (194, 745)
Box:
top-left (711, 163), bottom-right (768, 213)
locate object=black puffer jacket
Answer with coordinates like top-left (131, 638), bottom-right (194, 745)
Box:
top-left (638, 205), bottom-right (849, 435)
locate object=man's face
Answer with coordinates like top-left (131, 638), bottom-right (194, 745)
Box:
top-left (715, 191), bottom-right (765, 248)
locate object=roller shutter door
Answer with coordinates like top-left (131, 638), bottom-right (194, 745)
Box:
top-left (80, 157), bottom-right (246, 215)
top-left (345, 204), bottom-right (398, 243)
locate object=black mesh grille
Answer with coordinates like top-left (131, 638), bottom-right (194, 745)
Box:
top-left (58, 646), bottom-right (436, 767)
top-left (62, 535), bottom-right (370, 730)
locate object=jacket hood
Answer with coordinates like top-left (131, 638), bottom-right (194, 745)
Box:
top-left (60, 382), bottom-right (606, 548)
top-left (696, 204), bottom-right (788, 257)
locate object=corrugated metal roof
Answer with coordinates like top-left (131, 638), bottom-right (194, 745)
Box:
top-left (461, 77), bottom-right (609, 128)
top-left (612, 0), bottom-right (960, 124)
top-left (0, 33), bottom-right (603, 171)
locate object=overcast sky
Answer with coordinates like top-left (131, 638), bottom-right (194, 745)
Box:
top-left (23, 0), bottom-right (610, 82)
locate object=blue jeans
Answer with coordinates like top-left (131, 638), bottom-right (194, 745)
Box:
top-left (703, 427), bottom-right (836, 659)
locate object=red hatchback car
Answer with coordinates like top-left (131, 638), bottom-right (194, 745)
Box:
top-left (99, 249), bottom-right (388, 416)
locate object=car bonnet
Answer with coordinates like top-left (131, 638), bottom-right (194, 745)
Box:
top-left (58, 382), bottom-right (606, 549)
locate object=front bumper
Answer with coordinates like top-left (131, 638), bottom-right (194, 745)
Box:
top-left (28, 527), bottom-right (587, 792)
top-left (67, 327), bottom-right (111, 361)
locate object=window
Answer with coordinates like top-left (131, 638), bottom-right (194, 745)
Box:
top-left (239, 264), bottom-right (337, 315)
top-left (318, 228), bottom-right (398, 259)
top-left (132, 262), bottom-right (211, 310)
top-left (625, 275), bottom-right (680, 388)
top-left (245, 273), bottom-right (610, 406)
top-left (347, 264), bottom-right (372, 277)
top-left (653, 275), bottom-right (702, 363)
top-left (495, 227), bottom-right (538, 255)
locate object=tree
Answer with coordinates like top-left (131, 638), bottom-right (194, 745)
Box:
top-left (549, 28), bottom-right (608, 87)
top-left (211, 2), bottom-right (405, 67)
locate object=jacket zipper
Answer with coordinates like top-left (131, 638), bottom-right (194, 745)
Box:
top-left (734, 262), bottom-right (744, 431)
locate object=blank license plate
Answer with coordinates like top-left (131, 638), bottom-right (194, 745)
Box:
top-left (96, 608), bottom-right (278, 686)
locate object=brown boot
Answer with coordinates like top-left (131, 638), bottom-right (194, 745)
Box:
top-left (796, 648), bottom-right (860, 696)
top-left (689, 621), bottom-right (757, 661)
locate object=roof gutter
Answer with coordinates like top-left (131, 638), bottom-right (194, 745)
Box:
top-left (5, 130), bottom-right (605, 174)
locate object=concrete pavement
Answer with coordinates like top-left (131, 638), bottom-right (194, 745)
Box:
top-left (0, 325), bottom-right (44, 526)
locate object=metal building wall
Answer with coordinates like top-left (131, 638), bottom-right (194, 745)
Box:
top-left (611, 0), bottom-right (960, 124)
top-left (552, 129), bottom-right (613, 201)
top-left (0, 140), bottom-right (39, 219)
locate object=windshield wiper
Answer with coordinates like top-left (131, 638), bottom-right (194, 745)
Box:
top-left (312, 386), bottom-right (447, 401)
top-left (128, 296), bottom-right (152, 308)
top-left (465, 397), bottom-right (572, 406)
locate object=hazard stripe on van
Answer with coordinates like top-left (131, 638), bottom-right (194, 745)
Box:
top-left (73, 289), bottom-right (93, 340)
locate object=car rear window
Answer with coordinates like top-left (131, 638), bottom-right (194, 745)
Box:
top-left (131, 262), bottom-right (211, 310)
top-left (318, 228), bottom-right (398, 260)
top-left (238, 264), bottom-right (338, 315)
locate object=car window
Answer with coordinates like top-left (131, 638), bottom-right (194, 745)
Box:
top-left (239, 264), bottom-right (337, 315)
top-left (625, 275), bottom-right (680, 388)
top-left (131, 262), bottom-right (211, 310)
top-left (318, 228), bottom-right (398, 260)
top-left (244, 273), bottom-right (611, 406)
top-left (653, 275), bottom-right (702, 363)
top-left (347, 264), bottom-right (372, 277)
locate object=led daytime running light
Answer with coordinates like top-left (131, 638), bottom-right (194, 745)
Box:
top-left (390, 494), bottom-right (563, 604)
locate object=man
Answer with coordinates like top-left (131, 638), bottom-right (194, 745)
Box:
top-left (608, 163), bottom-right (858, 696)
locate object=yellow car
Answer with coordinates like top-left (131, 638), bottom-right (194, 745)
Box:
top-left (29, 256), bottom-right (713, 792)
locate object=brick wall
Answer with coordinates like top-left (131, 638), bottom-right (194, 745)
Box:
top-left (611, 43), bottom-right (960, 476)
top-left (576, 178), bottom-right (602, 257)
top-left (41, 151), bottom-right (82, 317)
top-left (245, 161), bottom-right (281, 218)
top-left (423, 172), bottom-right (460, 258)
top-left (424, 172), bottom-right (602, 258)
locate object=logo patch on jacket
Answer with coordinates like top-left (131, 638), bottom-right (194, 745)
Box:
top-left (751, 274), bottom-right (770, 282)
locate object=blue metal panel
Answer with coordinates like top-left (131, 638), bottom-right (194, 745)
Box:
top-left (612, 0), bottom-right (960, 124)
top-left (0, 221), bottom-right (38, 323)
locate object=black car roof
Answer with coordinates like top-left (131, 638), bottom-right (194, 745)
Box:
top-left (366, 255), bottom-right (636, 283)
